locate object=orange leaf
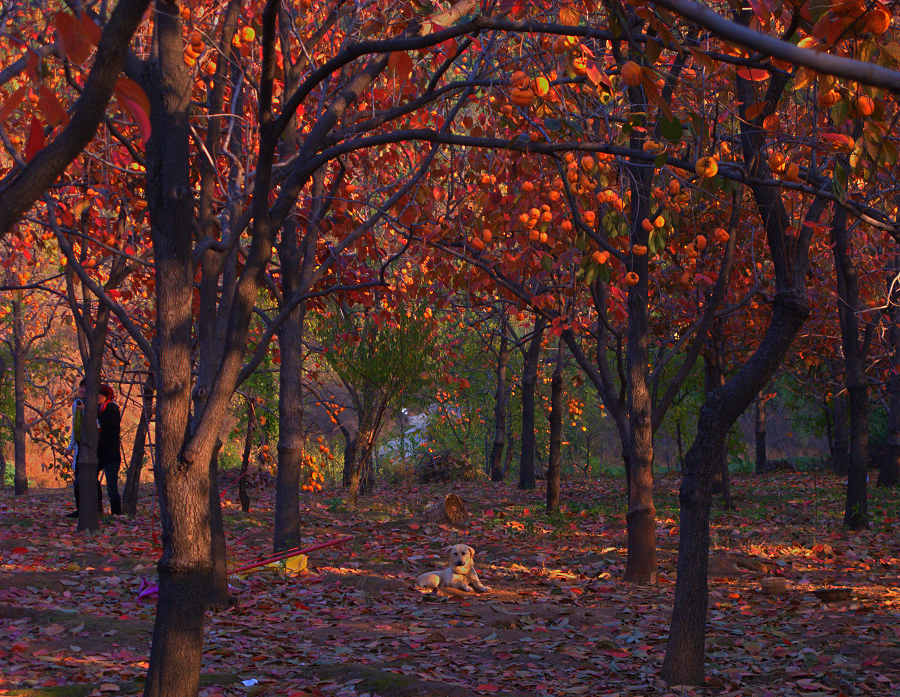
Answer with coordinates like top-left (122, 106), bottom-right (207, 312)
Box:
top-left (0, 86), bottom-right (28, 123)
top-left (25, 116), bottom-right (45, 162)
top-left (585, 63), bottom-right (609, 87)
top-left (38, 87), bottom-right (67, 127)
top-left (114, 77), bottom-right (151, 144)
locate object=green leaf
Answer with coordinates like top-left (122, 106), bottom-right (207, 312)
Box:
top-left (660, 115), bottom-right (683, 143)
top-left (831, 99), bottom-right (850, 127)
top-left (833, 163), bottom-right (848, 200)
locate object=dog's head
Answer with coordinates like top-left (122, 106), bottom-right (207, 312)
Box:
top-left (447, 544), bottom-right (475, 572)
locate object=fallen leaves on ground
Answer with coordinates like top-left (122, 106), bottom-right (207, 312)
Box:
top-left (0, 471), bottom-right (897, 696)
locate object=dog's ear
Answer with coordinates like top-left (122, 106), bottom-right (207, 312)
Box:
top-left (466, 545), bottom-right (475, 558)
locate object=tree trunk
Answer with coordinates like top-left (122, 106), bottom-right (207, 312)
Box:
top-left (12, 295), bottom-right (27, 496)
top-left (621, 96), bottom-right (658, 584)
top-left (676, 420), bottom-right (684, 472)
top-left (489, 316), bottom-right (510, 482)
top-left (881, 265), bottom-right (900, 488)
top-left (519, 316), bottom-right (546, 490)
top-left (546, 342), bottom-right (563, 513)
top-left (831, 205), bottom-right (868, 529)
top-left (624, 246), bottom-right (656, 584)
top-left (663, 72), bottom-right (824, 683)
top-left (143, 4), bottom-right (212, 691)
top-left (274, 302), bottom-right (305, 551)
top-left (830, 391), bottom-right (850, 475)
top-left (347, 413), bottom-right (378, 501)
top-left (341, 425), bottom-right (355, 487)
top-left (76, 362), bottom-right (105, 532)
top-left (705, 355), bottom-right (731, 509)
top-left (208, 445), bottom-right (229, 607)
top-left (663, 295), bottom-right (810, 684)
top-left (754, 394), bottom-right (767, 474)
top-left (238, 403), bottom-right (255, 513)
top-left (123, 375), bottom-right (154, 518)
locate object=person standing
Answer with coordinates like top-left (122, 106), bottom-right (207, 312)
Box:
top-left (97, 384), bottom-right (122, 515)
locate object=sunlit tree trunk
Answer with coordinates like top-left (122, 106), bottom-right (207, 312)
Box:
top-left (347, 416), bottom-right (378, 501)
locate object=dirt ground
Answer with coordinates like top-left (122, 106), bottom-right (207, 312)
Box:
top-left (0, 472), bottom-right (897, 697)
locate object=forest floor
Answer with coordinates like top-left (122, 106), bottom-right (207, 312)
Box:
top-left (0, 471), bottom-right (897, 697)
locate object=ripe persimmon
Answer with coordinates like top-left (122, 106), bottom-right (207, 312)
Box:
top-left (856, 94), bottom-right (875, 116)
top-left (511, 70), bottom-right (529, 89)
top-left (695, 156), bottom-right (718, 178)
top-left (866, 7), bottom-right (891, 34)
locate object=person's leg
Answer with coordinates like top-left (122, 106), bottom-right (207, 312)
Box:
top-left (105, 459), bottom-right (122, 515)
top-left (69, 453), bottom-right (80, 517)
top-left (71, 470), bottom-right (81, 516)
top-left (96, 467), bottom-right (103, 515)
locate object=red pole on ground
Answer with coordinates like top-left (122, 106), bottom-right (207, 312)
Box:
top-left (230, 535), bottom-right (353, 575)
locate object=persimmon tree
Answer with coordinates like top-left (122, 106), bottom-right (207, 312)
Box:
top-left (4, 1), bottom-right (900, 695)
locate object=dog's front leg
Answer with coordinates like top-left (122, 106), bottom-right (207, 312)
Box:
top-left (469, 571), bottom-right (490, 592)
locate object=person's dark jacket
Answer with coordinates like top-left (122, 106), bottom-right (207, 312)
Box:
top-left (98, 401), bottom-right (121, 464)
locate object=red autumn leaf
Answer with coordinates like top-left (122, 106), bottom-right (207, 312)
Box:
top-left (79, 11), bottom-right (102, 46)
top-left (388, 51), bottom-right (414, 83)
top-left (737, 67), bottom-right (770, 81)
top-left (24, 50), bottom-right (39, 80)
top-left (38, 86), bottom-right (68, 127)
top-left (25, 116), bottom-right (45, 161)
top-left (114, 77), bottom-right (152, 144)
top-left (55, 11), bottom-right (94, 64)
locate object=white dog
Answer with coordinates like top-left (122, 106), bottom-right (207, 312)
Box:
top-left (416, 544), bottom-right (490, 592)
